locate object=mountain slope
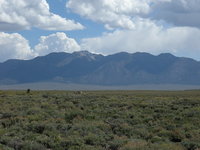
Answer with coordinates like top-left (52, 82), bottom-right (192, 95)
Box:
top-left (0, 51), bottom-right (200, 85)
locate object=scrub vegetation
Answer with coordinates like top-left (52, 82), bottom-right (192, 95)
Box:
top-left (0, 90), bottom-right (200, 150)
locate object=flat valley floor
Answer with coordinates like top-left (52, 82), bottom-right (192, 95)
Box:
top-left (0, 90), bottom-right (200, 150)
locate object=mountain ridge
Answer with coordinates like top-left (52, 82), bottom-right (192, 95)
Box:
top-left (0, 51), bottom-right (200, 85)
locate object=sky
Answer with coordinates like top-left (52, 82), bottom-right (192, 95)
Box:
top-left (0, 0), bottom-right (200, 62)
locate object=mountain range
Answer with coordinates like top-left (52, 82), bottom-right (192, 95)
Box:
top-left (0, 51), bottom-right (200, 85)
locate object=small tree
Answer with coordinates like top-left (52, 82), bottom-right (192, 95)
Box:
top-left (27, 89), bottom-right (31, 94)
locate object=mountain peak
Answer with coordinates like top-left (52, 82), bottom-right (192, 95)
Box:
top-left (158, 53), bottom-right (175, 57)
top-left (72, 50), bottom-right (100, 60)
top-left (73, 50), bottom-right (92, 56)
top-left (133, 52), bottom-right (154, 57)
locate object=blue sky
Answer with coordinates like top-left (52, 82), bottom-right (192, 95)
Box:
top-left (1, 0), bottom-right (200, 62)
top-left (18, 0), bottom-right (105, 47)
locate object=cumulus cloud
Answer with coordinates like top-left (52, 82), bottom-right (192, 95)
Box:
top-left (81, 23), bottom-right (200, 60)
top-left (0, 0), bottom-right (84, 31)
top-left (67, 0), bottom-right (200, 29)
top-left (0, 32), bottom-right (35, 62)
top-left (67, 0), bottom-right (150, 29)
top-left (0, 32), bottom-right (81, 62)
top-left (34, 32), bottom-right (81, 56)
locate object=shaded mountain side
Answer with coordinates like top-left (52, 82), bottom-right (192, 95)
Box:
top-left (0, 51), bottom-right (200, 85)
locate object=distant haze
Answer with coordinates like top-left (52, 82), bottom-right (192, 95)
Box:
top-left (1, 82), bottom-right (200, 91)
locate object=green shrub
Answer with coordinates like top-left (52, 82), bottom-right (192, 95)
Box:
top-left (22, 141), bottom-right (46, 150)
top-left (182, 141), bottom-right (200, 150)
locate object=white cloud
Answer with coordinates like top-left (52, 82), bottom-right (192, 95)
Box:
top-left (150, 0), bottom-right (200, 28)
top-left (67, 0), bottom-right (200, 29)
top-left (0, 32), bottom-right (81, 62)
top-left (34, 32), bottom-right (81, 56)
top-left (0, 32), bottom-right (35, 62)
top-left (0, 0), bottom-right (84, 31)
top-left (81, 22), bottom-right (200, 60)
top-left (67, 0), bottom-right (150, 29)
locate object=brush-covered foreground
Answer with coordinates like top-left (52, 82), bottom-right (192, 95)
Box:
top-left (0, 90), bottom-right (200, 150)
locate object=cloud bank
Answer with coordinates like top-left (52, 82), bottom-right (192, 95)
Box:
top-left (81, 24), bottom-right (200, 60)
top-left (151, 0), bottom-right (200, 28)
